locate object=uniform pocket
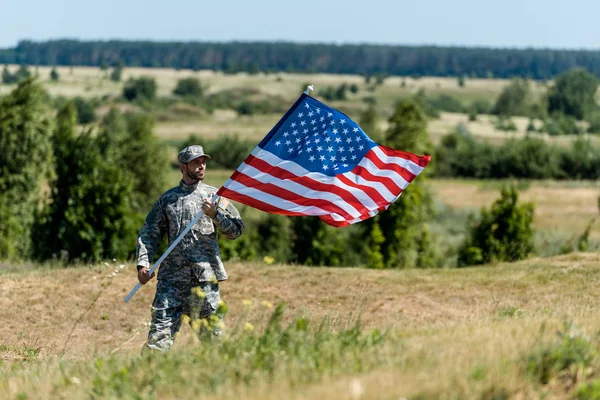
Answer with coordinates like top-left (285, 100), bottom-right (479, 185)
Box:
top-left (194, 215), bottom-right (215, 235)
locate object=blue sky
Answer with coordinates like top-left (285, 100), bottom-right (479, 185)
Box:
top-left (0, 0), bottom-right (598, 49)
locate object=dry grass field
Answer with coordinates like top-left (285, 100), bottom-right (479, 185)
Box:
top-left (0, 64), bottom-right (566, 145)
top-left (3, 253), bottom-right (600, 398)
top-left (432, 179), bottom-right (600, 239)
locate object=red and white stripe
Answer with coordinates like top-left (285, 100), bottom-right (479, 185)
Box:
top-left (217, 146), bottom-right (431, 227)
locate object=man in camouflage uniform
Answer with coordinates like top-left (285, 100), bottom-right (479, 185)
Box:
top-left (136, 145), bottom-right (244, 352)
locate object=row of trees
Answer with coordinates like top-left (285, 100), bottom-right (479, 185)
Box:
top-left (0, 79), bottom-right (442, 267)
top-left (490, 68), bottom-right (599, 135)
top-left (2, 39), bottom-right (600, 79)
top-left (0, 79), bottom-right (555, 268)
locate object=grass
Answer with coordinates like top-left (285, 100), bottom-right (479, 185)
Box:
top-left (4, 64), bottom-right (588, 147)
top-left (431, 178), bottom-right (600, 239)
top-left (3, 253), bottom-right (600, 398)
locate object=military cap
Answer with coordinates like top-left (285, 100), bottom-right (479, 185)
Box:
top-left (178, 145), bottom-right (211, 163)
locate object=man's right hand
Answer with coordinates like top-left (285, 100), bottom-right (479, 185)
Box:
top-left (137, 266), bottom-right (155, 285)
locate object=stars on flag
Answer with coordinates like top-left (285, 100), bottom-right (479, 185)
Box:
top-left (264, 97), bottom-right (376, 176)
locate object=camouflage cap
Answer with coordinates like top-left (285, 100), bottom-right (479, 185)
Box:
top-left (178, 145), bottom-right (212, 163)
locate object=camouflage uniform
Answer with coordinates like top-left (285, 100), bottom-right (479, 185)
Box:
top-left (136, 146), bottom-right (244, 351)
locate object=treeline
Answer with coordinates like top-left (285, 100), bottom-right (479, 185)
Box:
top-left (435, 131), bottom-right (600, 180)
top-left (2, 40), bottom-right (600, 79)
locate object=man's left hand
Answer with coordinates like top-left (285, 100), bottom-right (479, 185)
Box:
top-left (202, 198), bottom-right (218, 218)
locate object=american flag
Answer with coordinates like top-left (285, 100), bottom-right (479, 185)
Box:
top-left (216, 94), bottom-right (431, 227)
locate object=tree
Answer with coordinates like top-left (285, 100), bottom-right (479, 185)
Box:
top-left (123, 76), bottom-right (157, 102)
top-left (2, 65), bottom-right (16, 84)
top-left (50, 66), bottom-right (59, 81)
top-left (358, 100), bottom-right (435, 268)
top-left (15, 65), bottom-right (31, 81)
top-left (110, 61), bottom-right (124, 82)
top-left (173, 77), bottom-right (203, 97)
top-left (289, 217), bottom-right (346, 266)
top-left (73, 97), bottom-right (96, 124)
top-left (458, 185), bottom-right (534, 266)
top-left (492, 79), bottom-right (531, 117)
top-left (35, 106), bottom-right (168, 262)
top-left (457, 75), bottom-right (465, 88)
top-left (0, 79), bottom-right (53, 259)
top-left (547, 68), bottom-right (599, 120)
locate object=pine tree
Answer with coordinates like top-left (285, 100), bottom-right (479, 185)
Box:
top-left (50, 66), bottom-right (59, 81)
top-left (361, 100), bottom-right (435, 268)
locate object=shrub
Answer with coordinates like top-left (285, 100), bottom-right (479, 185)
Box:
top-left (73, 96), bottom-right (96, 124)
top-left (548, 68), bottom-right (599, 120)
top-left (173, 77), bottom-right (203, 97)
top-left (49, 67), bottom-right (59, 81)
top-left (428, 94), bottom-right (466, 113)
top-left (493, 79), bottom-right (531, 117)
top-left (495, 116), bottom-right (517, 131)
top-left (526, 322), bottom-right (595, 385)
top-left (110, 61), bottom-right (124, 82)
top-left (123, 76), bottom-right (157, 102)
top-left (458, 185), bottom-right (534, 266)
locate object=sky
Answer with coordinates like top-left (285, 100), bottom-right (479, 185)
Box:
top-left (0, 0), bottom-right (599, 49)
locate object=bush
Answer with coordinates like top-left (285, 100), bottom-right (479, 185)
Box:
top-left (428, 94), bottom-right (466, 113)
top-left (493, 79), bottom-right (531, 117)
top-left (173, 77), bottom-right (203, 97)
top-left (458, 185), bottom-right (534, 266)
top-left (123, 76), bottom-right (157, 102)
top-left (542, 113), bottom-right (582, 135)
top-left (110, 61), bottom-right (124, 82)
top-left (73, 96), bottom-right (96, 124)
top-left (49, 67), bottom-right (59, 81)
top-left (470, 99), bottom-right (493, 114)
top-left (494, 116), bottom-right (517, 131)
top-left (205, 88), bottom-right (287, 115)
top-left (319, 84), bottom-right (348, 101)
top-left (2, 64), bottom-right (31, 84)
top-left (548, 68), bottom-right (599, 120)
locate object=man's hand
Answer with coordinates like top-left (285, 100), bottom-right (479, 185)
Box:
top-left (137, 266), bottom-right (155, 285)
top-left (202, 198), bottom-right (218, 218)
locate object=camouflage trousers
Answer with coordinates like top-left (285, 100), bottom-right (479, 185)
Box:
top-left (144, 279), bottom-right (224, 352)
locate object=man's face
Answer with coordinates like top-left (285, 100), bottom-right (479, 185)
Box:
top-left (184, 156), bottom-right (208, 181)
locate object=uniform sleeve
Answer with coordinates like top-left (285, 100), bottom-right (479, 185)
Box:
top-left (212, 197), bottom-right (244, 240)
top-left (136, 197), bottom-right (168, 267)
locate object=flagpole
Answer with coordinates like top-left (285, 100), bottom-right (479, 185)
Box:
top-left (303, 85), bottom-right (314, 95)
top-left (124, 192), bottom-right (219, 303)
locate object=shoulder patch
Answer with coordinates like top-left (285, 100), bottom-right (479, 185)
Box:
top-left (218, 198), bottom-right (230, 211)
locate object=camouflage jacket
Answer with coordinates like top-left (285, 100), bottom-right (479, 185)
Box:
top-left (136, 180), bottom-right (244, 282)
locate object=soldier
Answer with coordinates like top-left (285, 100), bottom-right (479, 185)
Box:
top-left (136, 145), bottom-right (244, 352)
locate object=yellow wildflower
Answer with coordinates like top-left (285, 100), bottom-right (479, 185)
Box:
top-left (261, 301), bottom-right (273, 309)
top-left (263, 256), bottom-right (275, 265)
top-left (243, 322), bottom-right (254, 332)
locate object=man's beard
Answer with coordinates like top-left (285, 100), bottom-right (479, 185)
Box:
top-left (186, 169), bottom-right (204, 181)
